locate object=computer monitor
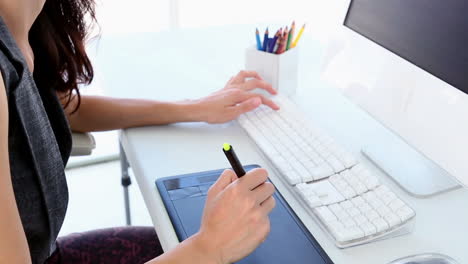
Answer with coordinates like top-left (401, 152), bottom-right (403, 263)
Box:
top-left (321, 0), bottom-right (468, 197)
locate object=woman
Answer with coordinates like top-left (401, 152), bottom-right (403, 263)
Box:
top-left (0, 0), bottom-right (279, 263)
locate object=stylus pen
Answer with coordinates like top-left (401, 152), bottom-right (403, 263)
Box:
top-left (223, 143), bottom-right (246, 177)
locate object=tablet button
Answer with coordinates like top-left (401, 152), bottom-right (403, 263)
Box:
top-left (168, 187), bottom-right (202, 200)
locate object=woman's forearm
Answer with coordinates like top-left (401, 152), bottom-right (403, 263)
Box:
top-left (64, 70), bottom-right (279, 133)
top-left (66, 95), bottom-right (201, 133)
top-left (146, 233), bottom-right (221, 264)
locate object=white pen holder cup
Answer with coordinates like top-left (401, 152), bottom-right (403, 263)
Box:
top-left (245, 46), bottom-right (299, 97)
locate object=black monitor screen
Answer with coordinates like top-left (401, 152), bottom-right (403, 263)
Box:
top-left (344, 0), bottom-right (468, 95)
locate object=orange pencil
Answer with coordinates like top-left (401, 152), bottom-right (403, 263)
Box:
top-left (277, 26), bottom-right (288, 54)
top-left (275, 33), bottom-right (284, 54)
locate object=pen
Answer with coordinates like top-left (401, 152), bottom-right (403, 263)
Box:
top-left (273, 28), bottom-right (283, 53)
top-left (286, 21), bottom-right (295, 50)
top-left (292, 23), bottom-right (306, 48)
top-left (223, 143), bottom-right (246, 177)
top-left (255, 28), bottom-right (262, 50)
top-left (268, 29), bottom-right (280, 53)
top-left (262, 28), bottom-right (269, 52)
top-left (276, 27), bottom-right (288, 54)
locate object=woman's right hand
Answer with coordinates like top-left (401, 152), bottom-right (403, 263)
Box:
top-left (194, 168), bottom-right (276, 264)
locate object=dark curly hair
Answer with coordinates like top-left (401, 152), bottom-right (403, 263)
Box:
top-left (29, 0), bottom-right (97, 113)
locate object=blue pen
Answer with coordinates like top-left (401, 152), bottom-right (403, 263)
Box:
top-left (255, 28), bottom-right (262, 50)
top-left (267, 37), bottom-right (274, 53)
top-left (262, 28), bottom-right (269, 51)
top-left (268, 30), bottom-right (280, 53)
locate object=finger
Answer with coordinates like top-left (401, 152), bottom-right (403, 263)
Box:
top-left (257, 94), bottom-right (280, 110)
top-left (208, 169), bottom-right (238, 197)
top-left (260, 218), bottom-right (271, 242)
top-left (252, 182), bottom-right (275, 205)
top-left (226, 76), bottom-right (235, 86)
top-left (232, 70), bottom-right (263, 83)
top-left (241, 79), bottom-right (276, 95)
top-left (241, 79), bottom-right (277, 95)
top-left (230, 92), bottom-right (279, 113)
top-left (238, 168), bottom-right (268, 191)
top-left (230, 97), bottom-right (262, 117)
top-left (260, 196), bottom-right (276, 215)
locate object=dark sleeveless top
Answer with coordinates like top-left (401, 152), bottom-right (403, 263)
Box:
top-left (0, 18), bottom-right (71, 263)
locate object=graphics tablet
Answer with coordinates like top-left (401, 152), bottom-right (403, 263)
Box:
top-left (156, 165), bottom-right (334, 264)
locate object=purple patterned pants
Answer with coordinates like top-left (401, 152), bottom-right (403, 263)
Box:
top-left (45, 227), bottom-right (164, 264)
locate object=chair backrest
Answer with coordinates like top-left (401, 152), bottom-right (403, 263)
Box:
top-left (70, 133), bottom-right (96, 156)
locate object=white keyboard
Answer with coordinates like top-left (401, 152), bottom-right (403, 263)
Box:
top-left (238, 95), bottom-right (415, 248)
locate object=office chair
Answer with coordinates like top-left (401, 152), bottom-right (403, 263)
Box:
top-left (71, 132), bottom-right (96, 156)
top-left (71, 133), bottom-right (132, 226)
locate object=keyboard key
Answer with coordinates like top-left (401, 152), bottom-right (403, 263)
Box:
top-left (376, 205), bottom-right (392, 217)
top-left (315, 206), bottom-right (337, 222)
top-left (272, 156), bottom-right (290, 170)
top-left (296, 184), bottom-right (319, 207)
top-left (364, 209), bottom-right (380, 221)
top-left (360, 221), bottom-right (377, 236)
top-left (395, 206), bottom-right (415, 222)
top-left (303, 160), bottom-right (317, 171)
top-left (353, 214), bottom-right (368, 225)
top-left (362, 190), bottom-right (377, 201)
top-left (343, 171), bottom-right (368, 195)
top-left (346, 207), bottom-right (361, 217)
top-left (368, 196), bottom-right (385, 209)
top-left (307, 181), bottom-right (346, 205)
top-left (326, 156), bottom-right (346, 172)
top-left (353, 166), bottom-right (380, 190)
top-left (292, 162), bottom-right (313, 182)
top-left (341, 187), bottom-right (357, 199)
top-left (329, 174), bottom-right (348, 191)
top-left (329, 203), bottom-right (343, 215)
top-left (350, 163), bottom-right (365, 174)
top-left (375, 185), bottom-right (391, 196)
top-left (379, 191), bottom-right (398, 205)
top-left (349, 226), bottom-right (366, 240)
top-left (335, 210), bottom-right (351, 221)
top-left (353, 182), bottom-right (368, 195)
top-left (350, 196), bottom-right (366, 207)
top-left (298, 154), bottom-right (311, 163)
top-left (384, 213), bottom-right (402, 227)
top-left (363, 177), bottom-right (380, 190)
top-left (342, 218), bottom-right (357, 228)
top-left (340, 200), bottom-right (354, 210)
top-left (358, 203), bottom-right (373, 213)
top-left (306, 196), bottom-right (323, 208)
top-left (284, 170), bottom-right (302, 185)
top-left (333, 226), bottom-right (364, 242)
top-left (336, 150), bottom-right (357, 168)
top-left (372, 217), bottom-right (390, 232)
top-left (310, 165), bottom-right (334, 180)
top-left (389, 199), bottom-right (406, 212)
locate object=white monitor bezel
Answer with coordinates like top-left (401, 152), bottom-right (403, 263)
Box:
top-left (321, 0), bottom-right (468, 188)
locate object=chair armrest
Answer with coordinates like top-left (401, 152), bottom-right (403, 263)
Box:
top-left (70, 132), bottom-right (96, 156)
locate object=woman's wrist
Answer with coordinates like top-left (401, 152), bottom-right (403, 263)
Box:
top-left (173, 99), bottom-right (207, 123)
top-left (189, 231), bottom-right (224, 264)
top-left (146, 99), bottom-right (204, 124)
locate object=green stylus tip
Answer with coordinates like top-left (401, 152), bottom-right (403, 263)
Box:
top-left (223, 143), bottom-right (231, 151)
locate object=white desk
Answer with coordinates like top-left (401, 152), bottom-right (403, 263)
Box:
top-left (97, 26), bottom-right (468, 263)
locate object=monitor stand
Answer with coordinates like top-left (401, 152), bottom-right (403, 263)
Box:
top-left (361, 131), bottom-right (461, 198)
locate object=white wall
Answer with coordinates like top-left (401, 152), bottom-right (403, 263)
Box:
top-left (71, 0), bottom-right (344, 165)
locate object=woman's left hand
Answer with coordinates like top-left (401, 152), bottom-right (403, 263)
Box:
top-left (194, 70), bottom-right (280, 124)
